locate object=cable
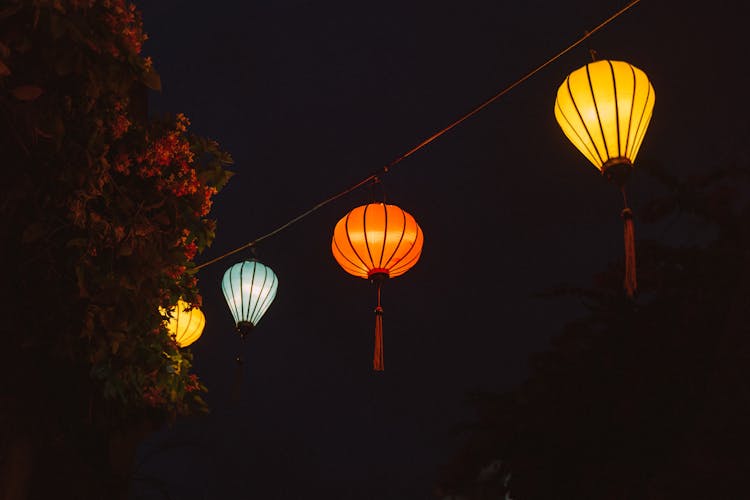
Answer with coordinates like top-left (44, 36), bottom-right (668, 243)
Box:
top-left (194, 175), bottom-right (376, 270)
top-left (194, 0), bottom-right (643, 271)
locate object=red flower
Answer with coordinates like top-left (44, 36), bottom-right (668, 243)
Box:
top-left (184, 241), bottom-right (198, 261)
top-left (166, 265), bottom-right (186, 279)
top-left (143, 385), bottom-right (165, 407)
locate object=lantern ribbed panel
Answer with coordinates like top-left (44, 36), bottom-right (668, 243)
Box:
top-left (221, 260), bottom-right (278, 328)
top-left (331, 203), bottom-right (423, 279)
top-left (160, 299), bottom-right (205, 348)
top-left (554, 60), bottom-right (655, 170)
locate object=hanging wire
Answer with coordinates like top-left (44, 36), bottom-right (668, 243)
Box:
top-left (193, 175), bottom-right (376, 270)
top-left (193, 0), bottom-right (643, 272)
top-left (370, 175), bottom-right (387, 204)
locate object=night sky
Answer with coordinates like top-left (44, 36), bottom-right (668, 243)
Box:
top-left (130, 1), bottom-right (749, 498)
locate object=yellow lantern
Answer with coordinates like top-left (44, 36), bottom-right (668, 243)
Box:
top-left (554, 59), bottom-right (655, 297)
top-left (160, 299), bottom-right (205, 348)
top-left (332, 202), bottom-right (424, 370)
top-left (554, 59), bottom-right (655, 179)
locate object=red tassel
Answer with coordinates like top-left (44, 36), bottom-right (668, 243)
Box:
top-left (372, 277), bottom-right (385, 371)
top-left (622, 207), bottom-right (636, 298)
top-left (374, 306), bottom-right (384, 371)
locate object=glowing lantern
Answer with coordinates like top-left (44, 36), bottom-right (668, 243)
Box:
top-left (332, 202), bottom-right (424, 371)
top-left (221, 259), bottom-right (278, 338)
top-left (160, 299), bottom-right (205, 348)
top-left (554, 59), bottom-right (655, 297)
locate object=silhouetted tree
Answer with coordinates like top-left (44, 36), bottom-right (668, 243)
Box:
top-left (436, 162), bottom-right (750, 499)
top-left (0, 2), bottom-right (232, 499)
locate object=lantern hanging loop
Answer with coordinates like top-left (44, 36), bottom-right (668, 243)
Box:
top-left (370, 175), bottom-right (387, 204)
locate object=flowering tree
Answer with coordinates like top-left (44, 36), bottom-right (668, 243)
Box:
top-left (0, 1), bottom-right (232, 497)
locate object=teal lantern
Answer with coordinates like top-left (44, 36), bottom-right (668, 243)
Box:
top-left (221, 259), bottom-right (278, 338)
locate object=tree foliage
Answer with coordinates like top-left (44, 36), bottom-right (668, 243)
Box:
top-left (0, 1), bottom-right (232, 497)
top-left (436, 162), bottom-right (750, 499)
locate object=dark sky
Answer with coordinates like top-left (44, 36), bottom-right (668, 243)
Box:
top-left (130, 1), bottom-right (749, 498)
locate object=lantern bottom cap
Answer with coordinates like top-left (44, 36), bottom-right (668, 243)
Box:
top-left (237, 321), bottom-right (255, 339)
top-left (367, 269), bottom-right (390, 280)
top-left (602, 158), bottom-right (633, 186)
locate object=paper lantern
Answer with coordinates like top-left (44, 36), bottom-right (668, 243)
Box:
top-left (554, 59), bottom-right (655, 298)
top-left (221, 259), bottom-right (278, 338)
top-left (554, 59), bottom-right (655, 179)
top-left (160, 299), bottom-right (205, 348)
top-left (332, 202), bottom-right (424, 370)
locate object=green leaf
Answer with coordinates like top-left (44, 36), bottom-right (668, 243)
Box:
top-left (142, 68), bottom-right (161, 91)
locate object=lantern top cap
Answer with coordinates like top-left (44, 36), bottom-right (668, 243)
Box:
top-left (568, 58), bottom-right (646, 71)
top-left (560, 59), bottom-right (654, 91)
top-left (225, 258), bottom-right (274, 271)
top-left (348, 201), bottom-right (394, 211)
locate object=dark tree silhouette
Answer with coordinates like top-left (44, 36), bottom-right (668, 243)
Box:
top-left (436, 162), bottom-right (750, 499)
top-left (0, 2), bottom-right (231, 499)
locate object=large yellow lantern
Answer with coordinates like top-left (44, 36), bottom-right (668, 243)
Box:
top-left (160, 299), bottom-right (205, 348)
top-left (554, 59), bottom-right (655, 179)
top-left (554, 59), bottom-right (655, 297)
top-left (332, 202), bottom-right (424, 371)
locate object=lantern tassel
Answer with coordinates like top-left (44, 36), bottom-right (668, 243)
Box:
top-left (231, 355), bottom-right (244, 402)
top-left (622, 209), bottom-right (636, 298)
top-left (621, 186), bottom-right (636, 298)
top-left (373, 281), bottom-right (384, 371)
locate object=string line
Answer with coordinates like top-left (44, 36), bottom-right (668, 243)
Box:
top-left (194, 0), bottom-right (642, 271)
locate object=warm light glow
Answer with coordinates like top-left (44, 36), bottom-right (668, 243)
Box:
top-left (554, 59), bottom-right (655, 170)
top-left (221, 260), bottom-right (278, 329)
top-left (331, 203), bottom-right (424, 279)
top-left (160, 299), bottom-right (205, 347)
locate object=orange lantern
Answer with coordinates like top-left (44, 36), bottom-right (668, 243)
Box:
top-left (332, 202), bottom-right (424, 371)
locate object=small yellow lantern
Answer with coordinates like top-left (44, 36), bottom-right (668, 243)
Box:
top-left (160, 299), bottom-right (206, 348)
top-left (554, 59), bottom-right (655, 297)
